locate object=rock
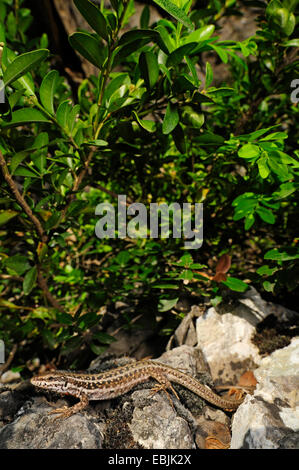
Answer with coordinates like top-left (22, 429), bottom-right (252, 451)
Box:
top-left (0, 346), bottom-right (229, 449)
top-left (0, 388), bottom-right (27, 425)
top-left (196, 306), bottom-right (262, 384)
top-left (218, 286), bottom-right (298, 326)
top-left (159, 345), bottom-right (209, 377)
top-left (128, 390), bottom-right (195, 449)
top-left (1, 371), bottom-right (21, 384)
top-left (195, 407), bottom-right (231, 449)
top-left (166, 306), bottom-right (204, 350)
top-left (231, 338), bottom-right (299, 449)
top-left (0, 401), bottom-right (105, 449)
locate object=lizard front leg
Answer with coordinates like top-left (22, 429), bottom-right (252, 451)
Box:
top-left (48, 394), bottom-right (89, 420)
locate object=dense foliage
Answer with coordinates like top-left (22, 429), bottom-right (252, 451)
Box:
top-left (0, 0), bottom-right (298, 369)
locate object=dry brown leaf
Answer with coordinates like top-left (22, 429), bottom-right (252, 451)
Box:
top-left (238, 370), bottom-right (258, 388)
top-left (215, 254), bottom-right (231, 274)
top-left (204, 422), bottom-right (231, 449)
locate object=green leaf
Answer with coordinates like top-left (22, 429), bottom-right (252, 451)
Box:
top-left (172, 253), bottom-right (193, 267)
top-left (31, 307), bottom-right (54, 321)
top-left (118, 29), bottom-right (161, 47)
top-left (206, 86), bottom-right (234, 98)
top-left (283, 39), bottom-right (299, 47)
top-left (172, 123), bottom-right (186, 153)
top-left (205, 61), bottom-right (213, 88)
top-left (133, 111), bottom-right (156, 133)
top-left (56, 100), bottom-right (71, 128)
top-left (3, 49), bottom-right (49, 88)
top-left (104, 73), bottom-right (131, 104)
top-left (182, 106), bottom-right (204, 128)
top-left (67, 104), bottom-right (80, 134)
top-left (1, 108), bottom-right (50, 128)
top-left (158, 297), bottom-right (179, 312)
top-left (92, 331), bottom-right (116, 344)
top-left (44, 211), bottom-right (61, 230)
top-left (8, 89), bottom-right (24, 110)
top-left (263, 280), bottom-right (275, 292)
top-left (178, 269), bottom-right (194, 281)
top-left (23, 266), bottom-right (37, 295)
top-left (210, 44), bottom-right (228, 63)
top-left (115, 250), bottom-right (131, 266)
top-left (166, 43), bottom-right (198, 67)
top-left (139, 51), bottom-right (159, 90)
top-left (257, 155), bottom-right (270, 178)
top-left (256, 206), bottom-right (275, 224)
top-left (172, 74), bottom-right (197, 93)
top-left (40, 70), bottom-right (59, 115)
top-left (256, 265), bottom-right (278, 276)
top-left (5, 255), bottom-right (31, 275)
top-left (90, 343), bottom-right (107, 355)
top-left (14, 167), bottom-right (39, 178)
top-left (273, 182), bottom-right (297, 199)
top-left (86, 139), bottom-right (109, 147)
top-left (152, 0), bottom-right (194, 29)
top-left (69, 32), bottom-right (106, 68)
top-left (244, 213), bottom-right (255, 230)
top-left (140, 5), bottom-right (150, 28)
top-left (221, 277), bottom-right (248, 292)
top-left (162, 101), bottom-right (179, 134)
top-left (153, 284), bottom-right (179, 289)
top-left (0, 210), bottom-right (18, 227)
top-left (184, 24), bottom-right (215, 44)
top-left (264, 248), bottom-right (299, 261)
top-left (74, 0), bottom-right (108, 40)
top-left (238, 143), bottom-right (260, 159)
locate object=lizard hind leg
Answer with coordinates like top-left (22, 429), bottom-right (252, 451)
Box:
top-left (149, 372), bottom-right (180, 408)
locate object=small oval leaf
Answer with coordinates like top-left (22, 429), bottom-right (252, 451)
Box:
top-left (74, 0), bottom-right (108, 40)
top-left (162, 102), bottom-right (179, 134)
top-left (40, 70), bottom-right (59, 115)
top-left (69, 32), bottom-right (106, 68)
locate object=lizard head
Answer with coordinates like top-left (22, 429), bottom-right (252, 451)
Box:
top-left (31, 371), bottom-right (68, 393)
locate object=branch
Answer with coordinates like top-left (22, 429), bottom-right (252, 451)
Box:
top-left (0, 150), bottom-right (64, 312)
top-left (37, 265), bottom-right (64, 312)
top-left (0, 150), bottom-right (47, 243)
top-left (53, 147), bottom-right (96, 227)
top-left (0, 344), bottom-right (17, 374)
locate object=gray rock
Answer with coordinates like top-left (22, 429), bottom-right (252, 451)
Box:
top-left (1, 371), bottom-right (21, 384)
top-left (196, 306), bottom-right (262, 384)
top-left (0, 346), bottom-right (224, 449)
top-left (0, 401), bottom-right (105, 449)
top-left (218, 286), bottom-right (298, 326)
top-left (231, 338), bottom-right (299, 449)
top-left (128, 390), bottom-right (195, 449)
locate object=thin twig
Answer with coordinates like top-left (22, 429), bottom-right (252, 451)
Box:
top-left (0, 344), bottom-right (17, 374)
top-left (0, 150), bottom-right (47, 243)
top-left (37, 265), bottom-right (64, 312)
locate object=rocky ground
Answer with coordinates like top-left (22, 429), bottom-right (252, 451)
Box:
top-left (0, 287), bottom-right (298, 449)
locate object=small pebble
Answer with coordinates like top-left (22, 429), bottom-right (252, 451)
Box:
top-left (1, 370), bottom-right (21, 384)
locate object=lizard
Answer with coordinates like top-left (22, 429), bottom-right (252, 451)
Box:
top-left (30, 359), bottom-right (245, 419)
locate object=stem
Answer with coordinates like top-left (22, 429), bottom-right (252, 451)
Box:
top-left (37, 265), bottom-right (64, 312)
top-left (93, 49), bottom-right (113, 139)
top-left (51, 147), bottom-right (96, 229)
top-left (93, 1), bottom-right (131, 139)
top-left (0, 149), bottom-right (47, 242)
top-left (0, 149), bottom-right (65, 312)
